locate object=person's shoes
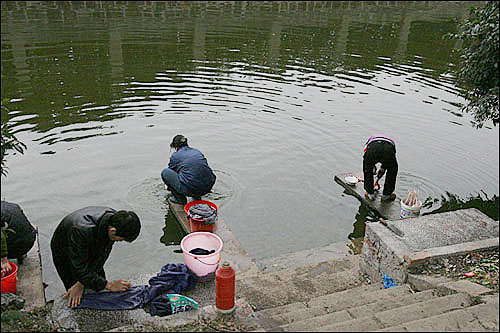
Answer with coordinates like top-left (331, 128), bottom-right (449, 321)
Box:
top-left (365, 191), bottom-right (376, 200)
top-left (381, 193), bottom-right (397, 201)
top-left (169, 196), bottom-right (187, 205)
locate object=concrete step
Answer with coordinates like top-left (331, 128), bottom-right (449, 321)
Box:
top-left (279, 289), bottom-right (440, 332)
top-left (255, 283), bottom-right (383, 318)
top-left (374, 296), bottom-right (499, 332)
top-left (315, 292), bottom-right (474, 331)
top-left (238, 254), bottom-right (360, 280)
top-left (248, 284), bottom-right (411, 329)
top-left (237, 255), bottom-right (363, 311)
top-left (245, 283), bottom-right (383, 329)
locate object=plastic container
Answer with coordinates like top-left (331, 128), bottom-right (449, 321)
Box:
top-left (216, 261), bottom-right (236, 313)
top-left (400, 199), bottom-right (422, 218)
top-left (184, 200), bottom-right (218, 233)
top-left (1, 262), bottom-right (18, 294)
top-left (180, 232), bottom-right (223, 280)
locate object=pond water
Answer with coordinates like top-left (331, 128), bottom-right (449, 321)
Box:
top-left (1, 1), bottom-right (498, 301)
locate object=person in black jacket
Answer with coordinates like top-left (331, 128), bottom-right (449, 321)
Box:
top-left (1, 201), bottom-right (37, 276)
top-left (161, 134), bottom-right (216, 205)
top-left (50, 206), bottom-right (141, 308)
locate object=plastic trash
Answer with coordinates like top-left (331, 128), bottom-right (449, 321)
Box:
top-left (383, 274), bottom-right (398, 288)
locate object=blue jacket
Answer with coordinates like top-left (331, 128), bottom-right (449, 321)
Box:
top-left (168, 146), bottom-right (216, 194)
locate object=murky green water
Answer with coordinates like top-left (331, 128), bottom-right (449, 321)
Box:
top-left (1, 1), bottom-right (498, 300)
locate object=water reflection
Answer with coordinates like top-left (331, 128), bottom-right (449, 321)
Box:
top-left (160, 209), bottom-right (187, 246)
top-left (422, 191), bottom-right (499, 221)
top-left (1, 1), bottom-right (476, 141)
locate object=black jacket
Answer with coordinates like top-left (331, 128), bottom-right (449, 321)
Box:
top-left (1, 201), bottom-right (36, 258)
top-left (50, 206), bottom-right (117, 291)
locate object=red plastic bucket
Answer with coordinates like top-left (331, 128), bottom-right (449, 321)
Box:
top-left (184, 200), bottom-right (218, 233)
top-left (1, 262), bottom-right (18, 294)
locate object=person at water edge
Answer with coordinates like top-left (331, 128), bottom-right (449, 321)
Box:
top-left (50, 206), bottom-right (141, 308)
top-left (1, 201), bottom-right (37, 277)
top-left (363, 134), bottom-right (398, 201)
top-left (161, 134), bottom-right (216, 205)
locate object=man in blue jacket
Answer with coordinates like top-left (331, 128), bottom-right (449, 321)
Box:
top-left (161, 134), bottom-right (216, 205)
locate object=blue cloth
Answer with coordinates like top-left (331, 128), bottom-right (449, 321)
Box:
top-left (149, 293), bottom-right (173, 316)
top-left (383, 274), bottom-right (398, 288)
top-left (167, 146), bottom-right (216, 195)
top-left (76, 263), bottom-right (197, 314)
top-left (148, 263), bottom-right (197, 293)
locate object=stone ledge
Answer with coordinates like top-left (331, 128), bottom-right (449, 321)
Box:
top-left (408, 274), bottom-right (494, 297)
top-left (361, 209), bottom-right (499, 285)
top-left (16, 225), bottom-right (46, 311)
top-left (404, 238), bottom-right (499, 269)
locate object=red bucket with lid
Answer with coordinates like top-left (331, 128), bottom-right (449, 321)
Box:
top-left (184, 200), bottom-right (218, 233)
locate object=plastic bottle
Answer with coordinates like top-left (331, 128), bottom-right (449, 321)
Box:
top-left (215, 261), bottom-right (235, 313)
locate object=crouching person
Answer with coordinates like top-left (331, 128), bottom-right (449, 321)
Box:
top-left (50, 206), bottom-right (141, 308)
top-left (1, 201), bottom-right (37, 276)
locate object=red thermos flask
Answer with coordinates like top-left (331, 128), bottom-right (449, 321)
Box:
top-left (216, 261), bottom-right (235, 313)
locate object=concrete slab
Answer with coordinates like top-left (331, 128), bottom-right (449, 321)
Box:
top-left (167, 199), bottom-right (192, 233)
top-left (389, 208), bottom-right (499, 251)
top-left (256, 241), bottom-right (354, 273)
top-left (334, 172), bottom-right (403, 220)
top-left (361, 208), bottom-right (499, 284)
top-left (16, 225), bottom-right (46, 311)
top-left (440, 280), bottom-right (493, 296)
top-left (168, 198), bottom-right (259, 277)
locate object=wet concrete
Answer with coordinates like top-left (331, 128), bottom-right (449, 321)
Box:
top-left (48, 272), bottom-right (201, 332)
top-left (16, 225), bottom-right (46, 311)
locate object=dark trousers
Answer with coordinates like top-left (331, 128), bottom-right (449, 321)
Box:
top-left (363, 141), bottom-right (398, 196)
top-left (50, 239), bottom-right (106, 291)
top-left (161, 168), bottom-right (207, 203)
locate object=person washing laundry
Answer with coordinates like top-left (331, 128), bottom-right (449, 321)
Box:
top-left (362, 134), bottom-right (398, 201)
top-left (161, 134), bottom-right (216, 205)
top-left (1, 201), bottom-right (37, 276)
top-left (50, 206), bottom-right (141, 308)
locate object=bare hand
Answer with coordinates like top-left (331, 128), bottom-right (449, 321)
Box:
top-left (63, 281), bottom-right (84, 308)
top-left (106, 280), bottom-right (132, 292)
top-left (1, 257), bottom-right (12, 277)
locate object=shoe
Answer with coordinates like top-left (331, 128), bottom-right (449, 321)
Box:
top-left (169, 196), bottom-right (187, 205)
top-left (365, 191), bottom-right (376, 200)
top-left (381, 193), bottom-right (396, 201)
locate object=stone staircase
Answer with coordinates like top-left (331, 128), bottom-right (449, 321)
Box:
top-left (235, 256), bottom-right (499, 332)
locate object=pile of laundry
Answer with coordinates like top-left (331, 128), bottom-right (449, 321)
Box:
top-left (76, 263), bottom-right (198, 316)
top-left (187, 203), bottom-right (217, 225)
